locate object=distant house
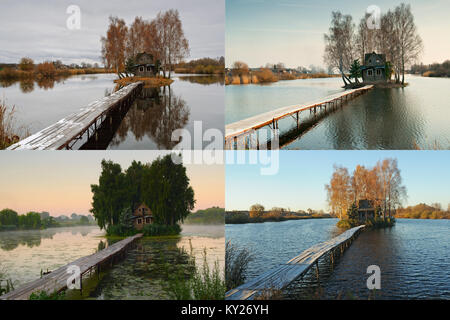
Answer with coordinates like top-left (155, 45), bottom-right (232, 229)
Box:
top-left (134, 52), bottom-right (158, 77)
top-left (361, 52), bottom-right (387, 83)
top-left (132, 203), bottom-right (153, 230)
top-left (357, 199), bottom-right (377, 221)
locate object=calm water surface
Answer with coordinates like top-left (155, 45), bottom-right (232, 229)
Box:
top-left (0, 224), bottom-right (224, 300)
top-left (226, 76), bottom-right (450, 149)
top-left (226, 219), bottom-right (450, 299)
top-left (1, 73), bottom-right (224, 150)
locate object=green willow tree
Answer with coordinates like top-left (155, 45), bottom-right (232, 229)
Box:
top-left (90, 155), bottom-right (195, 231)
top-left (90, 160), bottom-right (127, 229)
top-left (142, 154), bottom-right (195, 226)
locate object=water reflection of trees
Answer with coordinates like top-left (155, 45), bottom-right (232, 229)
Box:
top-left (0, 77), bottom-right (70, 93)
top-left (110, 86), bottom-right (190, 149)
top-left (178, 75), bottom-right (224, 86)
top-left (0, 227), bottom-right (94, 251)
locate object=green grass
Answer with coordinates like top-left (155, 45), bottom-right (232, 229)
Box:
top-left (165, 249), bottom-right (225, 300)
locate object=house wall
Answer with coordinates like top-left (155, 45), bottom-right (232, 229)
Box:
top-left (363, 68), bottom-right (386, 82)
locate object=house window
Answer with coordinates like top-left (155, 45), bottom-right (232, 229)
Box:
top-left (376, 69), bottom-right (381, 76)
top-left (368, 70), bottom-right (373, 76)
top-left (145, 217), bottom-right (151, 224)
top-left (139, 66), bottom-right (144, 72)
top-left (137, 218), bottom-right (142, 224)
top-left (147, 66), bottom-right (151, 71)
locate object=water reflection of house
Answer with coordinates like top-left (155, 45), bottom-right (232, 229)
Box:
top-left (132, 203), bottom-right (153, 230)
top-left (357, 199), bottom-right (376, 221)
top-left (135, 87), bottom-right (162, 110)
top-left (361, 52), bottom-right (387, 83)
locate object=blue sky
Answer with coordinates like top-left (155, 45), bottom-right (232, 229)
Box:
top-left (225, 151), bottom-right (450, 211)
top-left (226, 0), bottom-right (450, 68)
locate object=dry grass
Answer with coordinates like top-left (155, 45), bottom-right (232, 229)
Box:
top-left (0, 67), bottom-right (114, 81)
top-left (255, 69), bottom-right (278, 83)
top-left (114, 76), bottom-right (174, 87)
top-left (0, 100), bottom-right (28, 149)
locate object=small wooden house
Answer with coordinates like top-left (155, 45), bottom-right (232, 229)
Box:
top-left (361, 52), bottom-right (387, 83)
top-left (357, 199), bottom-right (376, 221)
top-left (134, 52), bottom-right (158, 77)
top-left (132, 203), bottom-right (153, 230)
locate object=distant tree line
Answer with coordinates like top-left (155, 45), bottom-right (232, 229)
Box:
top-left (325, 158), bottom-right (406, 219)
top-left (396, 203), bottom-right (450, 219)
top-left (0, 57), bottom-right (112, 81)
top-left (90, 154), bottom-right (195, 236)
top-left (101, 10), bottom-right (189, 79)
top-left (184, 207), bottom-right (224, 224)
top-left (175, 57), bottom-right (225, 74)
top-left (410, 60), bottom-right (450, 77)
top-left (324, 3), bottom-right (423, 85)
top-left (0, 209), bottom-right (93, 231)
top-left (225, 204), bottom-right (332, 224)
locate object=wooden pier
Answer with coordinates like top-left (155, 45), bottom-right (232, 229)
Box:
top-left (7, 82), bottom-right (143, 150)
top-left (225, 225), bottom-right (365, 300)
top-left (0, 233), bottom-right (143, 300)
top-left (225, 85), bottom-right (373, 149)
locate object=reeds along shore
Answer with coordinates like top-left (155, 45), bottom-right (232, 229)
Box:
top-left (225, 70), bottom-right (339, 85)
top-left (0, 65), bottom-right (114, 81)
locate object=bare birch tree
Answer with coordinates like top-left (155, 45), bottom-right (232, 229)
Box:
top-left (324, 11), bottom-right (356, 86)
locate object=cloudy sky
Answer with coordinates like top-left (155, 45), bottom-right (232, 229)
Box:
top-left (226, 0), bottom-right (450, 68)
top-left (0, 151), bottom-right (224, 216)
top-left (0, 0), bottom-right (224, 65)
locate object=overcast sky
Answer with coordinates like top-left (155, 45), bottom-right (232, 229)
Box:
top-left (226, 0), bottom-right (450, 68)
top-left (0, 0), bottom-right (224, 65)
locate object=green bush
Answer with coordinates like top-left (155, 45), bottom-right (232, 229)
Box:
top-left (29, 290), bottom-right (65, 300)
top-left (142, 223), bottom-right (181, 236)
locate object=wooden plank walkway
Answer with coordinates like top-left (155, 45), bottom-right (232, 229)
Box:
top-left (225, 85), bottom-right (373, 148)
top-left (7, 82), bottom-right (143, 150)
top-left (226, 225), bottom-right (365, 300)
top-left (0, 233), bottom-right (143, 300)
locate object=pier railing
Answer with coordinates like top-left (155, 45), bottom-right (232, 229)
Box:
top-left (226, 225), bottom-right (365, 300)
top-left (7, 82), bottom-right (143, 150)
top-left (0, 233), bottom-right (142, 300)
top-left (225, 85), bottom-right (374, 149)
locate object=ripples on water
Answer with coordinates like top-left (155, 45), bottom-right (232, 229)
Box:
top-left (226, 219), bottom-right (450, 299)
top-left (226, 76), bottom-right (450, 149)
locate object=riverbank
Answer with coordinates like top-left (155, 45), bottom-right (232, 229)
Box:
top-left (225, 72), bottom-right (339, 85)
top-left (114, 76), bottom-right (173, 87)
top-left (0, 66), bottom-right (114, 81)
top-left (225, 213), bottom-right (333, 224)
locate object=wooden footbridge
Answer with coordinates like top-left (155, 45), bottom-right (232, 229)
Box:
top-left (225, 85), bottom-right (373, 149)
top-left (225, 225), bottom-right (365, 300)
top-left (0, 234), bottom-right (142, 300)
top-left (7, 82), bottom-right (143, 150)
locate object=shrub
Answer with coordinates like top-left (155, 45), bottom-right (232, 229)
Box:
top-left (142, 223), bottom-right (181, 236)
top-left (35, 62), bottom-right (56, 78)
top-left (255, 68), bottom-right (278, 83)
top-left (29, 290), bottom-right (65, 300)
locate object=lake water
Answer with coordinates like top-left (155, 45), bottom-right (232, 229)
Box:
top-left (226, 219), bottom-right (450, 299)
top-left (0, 73), bottom-right (224, 150)
top-left (226, 76), bottom-right (450, 149)
top-left (0, 224), bottom-right (224, 300)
